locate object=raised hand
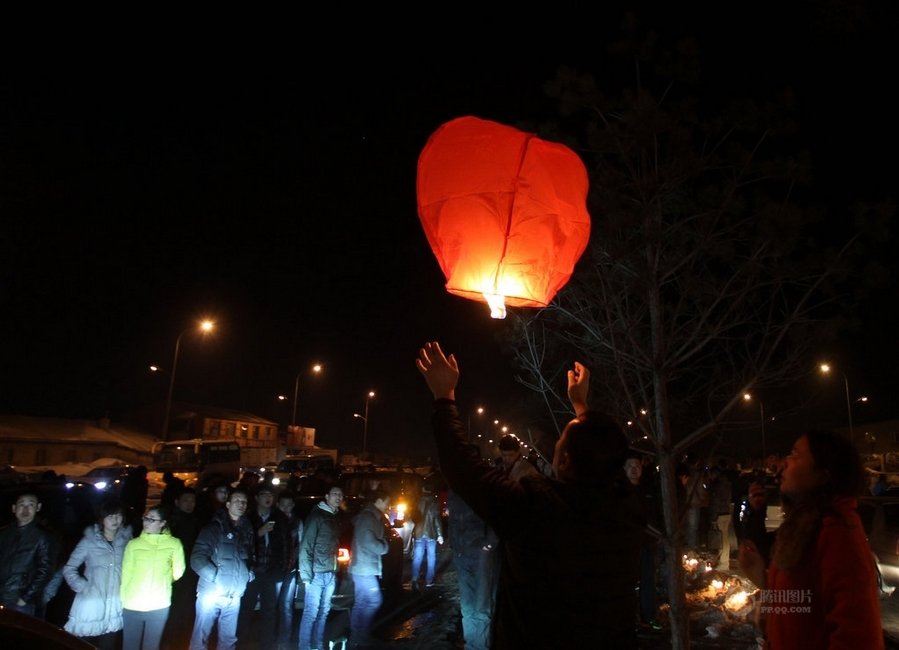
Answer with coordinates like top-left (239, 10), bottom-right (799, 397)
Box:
top-left (567, 361), bottom-right (590, 417)
top-left (416, 341), bottom-right (459, 401)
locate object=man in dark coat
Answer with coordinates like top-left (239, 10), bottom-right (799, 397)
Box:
top-left (349, 489), bottom-right (390, 645)
top-left (239, 483), bottom-right (288, 649)
top-left (189, 487), bottom-right (255, 650)
top-left (416, 341), bottom-right (644, 649)
top-left (0, 490), bottom-right (53, 616)
top-left (410, 484), bottom-right (444, 589)
top-left (298, 486), bottom-right (344, 650)
top-left (164, 487), bottom-right (201, 650)
top-left (447, 489), bottom-right (499, 650)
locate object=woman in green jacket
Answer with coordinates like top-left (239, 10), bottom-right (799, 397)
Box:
top-left (120, 505), bottom-right (186, 650)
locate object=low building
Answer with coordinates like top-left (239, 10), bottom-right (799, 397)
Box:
top-left (0, 415), bottom-right (157, 470)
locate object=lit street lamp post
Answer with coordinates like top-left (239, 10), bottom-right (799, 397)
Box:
top-left (292, 363), bottom-right (323, 427)
top-left (819, 363), bottom-right (854, 442)
top-left (162, 319), bottom-right (214, 439)
top-left (353, 390), bottom-right (375, 460)
top-left (743, 393), bottom-right (767, 463)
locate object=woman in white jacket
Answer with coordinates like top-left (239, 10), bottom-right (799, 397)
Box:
top-left (63, 497), bottom-right (133, 650)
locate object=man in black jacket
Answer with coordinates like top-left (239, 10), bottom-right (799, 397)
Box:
top-left (0, 490), bottom-right (53, 617)
top-left (240, 483), bottom-right (288, 650)
top-left (448, 489), bottom-right (499, 650)
top-left (189, 487), bottom-right (255, 650)
top-left (410, 484), bottom-right (444, 590)
top-left (416, 341), bottom-right (644, 649)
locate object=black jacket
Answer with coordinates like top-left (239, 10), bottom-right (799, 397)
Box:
top-left (0, 520), bottom-right (53, 607)
top-left (412, 494), bottom-right (443, 540)
top-left (248, 508), bottom-right (289, 575)
top-left (191, 509), bottom-right (255, 598)
top-left (431, 399), bottom-right (644, 649)
top-left (299, 502), bottom-right (342, 583)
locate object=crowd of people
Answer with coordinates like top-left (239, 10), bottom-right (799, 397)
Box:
top-left (0, 341), bottom-right (885, 649)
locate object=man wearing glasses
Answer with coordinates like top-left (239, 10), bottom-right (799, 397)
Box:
top-left (298, 487), bottom-right (344, 650)
top-left (189, 488), bottom-right (255, 650)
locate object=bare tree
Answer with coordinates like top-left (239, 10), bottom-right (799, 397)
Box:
top-left (502, 56), bottom-right (862, 648)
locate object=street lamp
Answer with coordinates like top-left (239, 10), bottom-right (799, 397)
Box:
top-left (162, 319), bottom-right (215, 439)
top-left (743, 393), bottom-right (767, 462)
top-left (467, 406), bottom-right (485, 442)
top-left (819, 363), bottom-right (854, 442)
top-left (292, 363), bottom-right (323, 427)
top-left (353, 390), bottom-right (375, 460)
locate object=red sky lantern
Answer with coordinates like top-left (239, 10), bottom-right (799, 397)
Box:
top-left (416, 116), bottom-right (591, 319)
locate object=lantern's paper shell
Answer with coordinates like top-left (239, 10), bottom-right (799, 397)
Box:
top-left (416, 116), bottom-right (591, 313)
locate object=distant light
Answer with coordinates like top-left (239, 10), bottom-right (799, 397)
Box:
top-left (149, 365), bottom-right (159, 372)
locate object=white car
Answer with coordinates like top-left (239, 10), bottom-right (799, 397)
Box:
top-left (73, 465), bottom-right (133, 492)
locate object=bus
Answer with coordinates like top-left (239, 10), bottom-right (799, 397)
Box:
top-left (149, 439), bottom-right (241, 491)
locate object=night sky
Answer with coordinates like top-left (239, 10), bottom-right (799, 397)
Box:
top-left (3, 6), bottom-right (898, 460)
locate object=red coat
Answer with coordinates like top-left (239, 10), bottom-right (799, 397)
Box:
top-left (765, 496), bottom-right (882, 650)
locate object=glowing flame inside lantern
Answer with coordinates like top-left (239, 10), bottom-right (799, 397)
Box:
top-left (484, 293), bottom-right (507, 319)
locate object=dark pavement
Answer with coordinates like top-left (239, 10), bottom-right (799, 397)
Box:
top-left (361, 544), bottom-right (899, 649)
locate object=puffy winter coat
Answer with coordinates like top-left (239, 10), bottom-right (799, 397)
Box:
top-left (190, 509), bottom-right (254, 599)
top-left (63, 524), bottom-right (133, 637)
top-left (120, 530), bottom-right (185, 611)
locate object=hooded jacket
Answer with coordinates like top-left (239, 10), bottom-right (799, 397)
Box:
top-left (63, 523), bottom-right (133, 637)
top-left (299, 501), bottom-right (341, 583)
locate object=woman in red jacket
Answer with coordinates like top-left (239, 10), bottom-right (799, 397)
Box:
top-left (739, 429), bottom-right (882, 649)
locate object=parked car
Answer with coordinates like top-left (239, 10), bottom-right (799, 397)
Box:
top-left (859, 495), bottom-right (899, 595)
top-left (0, 478), bottom-right (101, 545)
top-left (0, 607), bottom-right (95, 649)
top-left (273, 454), bottom-right (337, 488)
top-left (72, 464), bottom-right (135, 492)
top-left (0, 464), bottom-right (29, 485)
